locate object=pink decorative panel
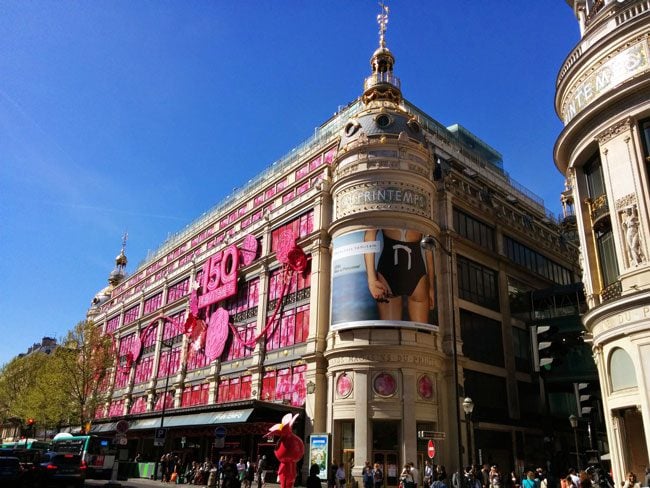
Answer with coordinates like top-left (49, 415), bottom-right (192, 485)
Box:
top-left (123, 305), bottom-right (140, 325)
top-left (105, 316), bottom-right (120, 334)
top-left (418, 375), bottom-right (434, 400)
top-left (373, 373), bottom-right (397, 397)
top-left (130, 396), bottom-right (147, 414)
top-left (336, 373), bottom-right (353, 398)
top-left (143, 293), bottom-right (163, 315)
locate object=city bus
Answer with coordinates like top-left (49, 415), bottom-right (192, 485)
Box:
top-left (52, 434), bottom-right (116, 479)
top-left (0, 438), bottom-right (51, 450)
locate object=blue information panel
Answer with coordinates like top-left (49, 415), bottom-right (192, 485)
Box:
top-left (309, 434), bottom-right (329, 480)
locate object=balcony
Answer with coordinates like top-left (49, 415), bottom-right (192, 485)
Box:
top-left (600, 280), bottom-right (622, 302)
top-left (364, 72), bottom-right (401, 91)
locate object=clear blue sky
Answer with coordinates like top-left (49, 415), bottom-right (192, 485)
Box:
top-left (0, 1), bottom-right (580, 366)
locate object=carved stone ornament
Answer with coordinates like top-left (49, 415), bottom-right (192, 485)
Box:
top-left (596, 117), bottom-right (633, 144)
top-left (620, 204), bottom-right (646, 267)
top-left (615, 193), bottom-right (637, 210)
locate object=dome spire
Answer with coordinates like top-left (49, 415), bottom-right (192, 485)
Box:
top-left (109, 231), bottom-right (128, 286)
top-left (363, 2), bottom-right (402, 105)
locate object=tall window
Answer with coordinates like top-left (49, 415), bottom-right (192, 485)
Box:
top-left (457, 256), bottom-right (500, 310)
top-left (504, 236), bottom-right (573, 285)
top-left (460, 309), bottom-right (504, 367)
top-left (640, 119), bottom-right (650, 182)
top-left (453, 207), bottom-right (495, 251)
top-left (584, 154), bottom-right (606, 199)
top-left (596, 225), bottom-right (619, 286)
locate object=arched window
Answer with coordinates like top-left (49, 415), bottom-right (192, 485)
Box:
top-left (609, 347), bottom-right (637, 391)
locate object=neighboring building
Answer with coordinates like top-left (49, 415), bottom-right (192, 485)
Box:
top-left (17, 336), bottom-right (58, 358)
top-left (89, 7), bottom-right (580, 481)
top-left (555, 0), bottom-right (650, 482)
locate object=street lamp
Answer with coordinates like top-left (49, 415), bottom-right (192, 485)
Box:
top-left (462, 397), bottom-right (474, 466)
top-left (569, 414), bottom-right (581, 470)
top-left (420, 234), bottom-right (462, 477)
top-left (153, 339), bottom-right (174, 481)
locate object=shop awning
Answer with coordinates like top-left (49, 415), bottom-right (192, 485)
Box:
top-left (90, 422), bottom-right (116, 433)
top-left (128, 408), bottom-right (254, 431)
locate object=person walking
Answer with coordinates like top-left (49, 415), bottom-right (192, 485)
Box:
top-left (257, 455), bottom-right (268, 488)
top-left (374, 463), bottom-right (384, 488)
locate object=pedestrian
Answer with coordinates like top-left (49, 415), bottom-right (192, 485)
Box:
top-left (400, 464), bottom-right (415, 488)
top-left (432, 474), bottom-right (448, 488)
top-left (424, 461), bottom-right (434, 488)
top-left (624, 473), bottom-right (641, 488)
top-left (337, 463), bottom-right (347, 488)
top-left (374, 463), bottom-right (384, 488)
top-left (308, 463), bottom-right (324, 488)
top-left (522, 472), bottom-right (537, 488)
top-left (257, 455), bottom-right (268, 488)
top-left (410, 463), bottom-right (420, 488)
top-left (490, 466), bottom-right (502, 488)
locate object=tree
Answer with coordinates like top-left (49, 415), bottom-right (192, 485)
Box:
top-left (52, 320), bottom-right (114, 431)
top-left (0, 353), bottom-right (44, 429)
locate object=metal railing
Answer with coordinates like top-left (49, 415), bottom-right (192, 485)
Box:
top-left (364, 72), bottom-right (401, 91)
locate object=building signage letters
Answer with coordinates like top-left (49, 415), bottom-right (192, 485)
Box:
top-left (599, 306), bottom-right (650, 331)
top-left (340, 186), bottom-right (427, 210)
top-left (562, 40), bottom-right (650, 124)
top-left (198, 245), bottom-right (240, 309)
top-left (329, 353), bottom-right (435, 367)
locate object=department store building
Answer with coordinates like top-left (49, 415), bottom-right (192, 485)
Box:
top-left (89, 7), bottom-right (580, 483)
top-left (555, 0), bottom-right (650, 482)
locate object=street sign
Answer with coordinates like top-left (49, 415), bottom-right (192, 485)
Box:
top-left (117, 435), bottom-right (128, 446)
top-left (427, 440), bottom-right (436, 459)
top-left (214, 426), bottom-right (227, 438)
top-left (116, 420), bottom-right (129, 434)
top-left (417, 430), bottom-right (446, 440)
top-left (214, 437), bottom-right (225, 448)
top-left (154, 428), bottom-right (166, 446)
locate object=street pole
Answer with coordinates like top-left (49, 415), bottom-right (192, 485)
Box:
top-left (421, 235), bottom-right (462, 481)
top-left (462, 398), bottom-right (474, 467)
top-left (569, 415), bottom-right (581, 470)
top-left (153, 341), bottom-right (173, 481)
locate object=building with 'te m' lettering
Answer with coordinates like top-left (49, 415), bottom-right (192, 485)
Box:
top-left (88, 5), bottom-right (582, 483)
top-left (555, 0), bottom-right (650, 482)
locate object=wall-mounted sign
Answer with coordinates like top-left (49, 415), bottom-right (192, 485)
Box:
top-left (335, 182), bottom-right (431, 219)
top-left (562, 39), bottom-right (650, 124)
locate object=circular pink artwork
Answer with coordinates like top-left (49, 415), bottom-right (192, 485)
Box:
top-left (417, 375), bottom-right (433, 399)
top-left (373, 372), bottom-right (397, 397)
top-left (206, 307), bottom-right (229, 361)
top-left (336, 373), bottom-right (353, 398)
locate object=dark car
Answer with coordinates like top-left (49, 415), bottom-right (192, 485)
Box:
top-left (0, 456), bottom-right (25, 486)
top-left (37, 451), bottom-right (85, 487)
top-left (1, 448), bottom-right (43, 485)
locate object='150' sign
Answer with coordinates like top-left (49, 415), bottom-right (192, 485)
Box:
top-left (197, 234), bottom-right (258, 310)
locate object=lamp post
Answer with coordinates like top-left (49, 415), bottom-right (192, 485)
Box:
top-left (462, 397), bottom-right (474, 466)
top-left (153, 339), bottom-right (174, 481)
top-left (569, 414), bottom-right (581, 470)
top-left (420, 234), bottom-right (462, 478)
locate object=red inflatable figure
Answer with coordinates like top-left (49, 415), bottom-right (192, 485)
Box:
top-left (268, 413), bottom-right (305, 488)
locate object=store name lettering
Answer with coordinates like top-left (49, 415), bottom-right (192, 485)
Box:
top-left (563, 42), bottom-right (649, 124)
top-left (341, 187), bottom-right (428, 210)
top-left (199, 245), bottom-right (240, 309)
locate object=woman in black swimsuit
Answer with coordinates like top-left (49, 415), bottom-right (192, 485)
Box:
top-left (364, 228), bottom-right (435, 323)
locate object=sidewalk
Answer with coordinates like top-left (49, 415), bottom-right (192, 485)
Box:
top-left (86, 480), bottom-right (283, 488)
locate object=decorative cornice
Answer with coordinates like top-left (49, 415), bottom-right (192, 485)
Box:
top-left (596, 117), bottom-right (633, 143)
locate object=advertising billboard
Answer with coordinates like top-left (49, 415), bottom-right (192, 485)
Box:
top-left (331, 228), bottom-right (437, 331)
top-left (309, 434), bottom-right (329, 480)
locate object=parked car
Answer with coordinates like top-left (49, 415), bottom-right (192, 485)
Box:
top-left (37, 451), bottom-right (85, 487)
top-left (0, 455), bottom-right (25, 486)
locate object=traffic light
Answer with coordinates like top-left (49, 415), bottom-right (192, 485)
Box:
top-left (532, 325), bottom-right (557, 371)
top-left (577, 382), bottom-right (593, 415)
top-left (25, 418), bottom-right (35, 437)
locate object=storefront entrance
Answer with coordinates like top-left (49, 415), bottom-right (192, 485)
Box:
top-left (372, 451), bottom-right (399, 488)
